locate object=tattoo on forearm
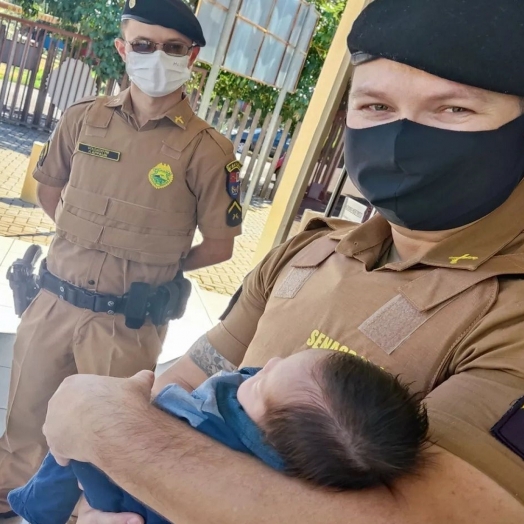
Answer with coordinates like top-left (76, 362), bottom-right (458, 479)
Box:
top-left (188, 335), bottom-right (237, 377)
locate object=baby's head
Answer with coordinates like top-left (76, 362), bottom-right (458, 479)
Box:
top-left (237, 350), bottom-right (429, 490)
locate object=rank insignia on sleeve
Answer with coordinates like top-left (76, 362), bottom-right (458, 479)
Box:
top-left (149, 163), bottom-right (174, 189)
top-left (38, 141), bottom-right (50, 168)
top-left (226, 160), bottom-right (242, 199)
top-left (490, 396), bottom-right (524, 460)
top-left (227, 200), bottom-right (242, 227)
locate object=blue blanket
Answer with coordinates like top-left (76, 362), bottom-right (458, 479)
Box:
top-left (9, 368), bottom-right (285, 524)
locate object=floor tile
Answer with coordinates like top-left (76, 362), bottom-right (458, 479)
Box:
top-left (0, 407), bottom-right (5, 436)
top-left (0, 367), bottom-right (10, 409)
top-left (0, 306), bottom-right (20, 334)
top-left (0, 333), bottom-right (14, 367)
top-left (0, 237), bottom-right (14, 265)
top-left (0, 283), bottom-right (13, 308)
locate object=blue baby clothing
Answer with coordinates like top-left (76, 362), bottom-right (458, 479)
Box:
top-left (9, 368), bottom-right (284, 524)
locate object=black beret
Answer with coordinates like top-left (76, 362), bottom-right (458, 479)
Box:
top-left (122, 0), bottom-right (206, 47)
top-left (347, 0), bottom-right (524, 97)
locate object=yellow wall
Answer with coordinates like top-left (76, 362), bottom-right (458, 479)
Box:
top-left (20, 142), bottom-right (44, 206)
top-left (252, 0), bottom-right (370, 267)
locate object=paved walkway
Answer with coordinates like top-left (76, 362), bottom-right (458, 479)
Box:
top-left (0, 121), bottom-right (300, 296)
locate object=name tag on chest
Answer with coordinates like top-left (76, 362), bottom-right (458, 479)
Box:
top-left (78, 143), bottom-right (121, 162)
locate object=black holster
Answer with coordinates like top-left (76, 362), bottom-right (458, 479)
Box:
top-left (6, 245), bottom-right (43, 317)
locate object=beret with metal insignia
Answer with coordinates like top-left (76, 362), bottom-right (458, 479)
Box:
top-left (122, 0), bottom-right (206, 47)
top-left (347, 0), bottom-right (524, 97)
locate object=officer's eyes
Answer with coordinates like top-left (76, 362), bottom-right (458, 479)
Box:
top-left (162, 43), bottom-right (191, 56)
top-left (444, 106), bottom-right (471, 114)
top-left (130, 40), bottom-right (157, 53)
top-left (365, 104), bottom-right (391, 112)
top-left (129, 40), bottom-right (190, 57)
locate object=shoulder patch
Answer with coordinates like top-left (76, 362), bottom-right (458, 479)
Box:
top-left (226, 160), bottom-right (242, 199)
top-left (491, 396), bottom-right (524, 460)
top-left (227, 200), bottom-right (242, 227)
top-left (37, 141), bottom-right (50, 168)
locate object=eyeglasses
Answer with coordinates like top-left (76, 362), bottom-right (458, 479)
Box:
top-left (125, 39), bottom-right (195, 57)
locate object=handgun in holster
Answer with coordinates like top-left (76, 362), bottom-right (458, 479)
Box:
top-left (6, 245), bottom-right (43, 317)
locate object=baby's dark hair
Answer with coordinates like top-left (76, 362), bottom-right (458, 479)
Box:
top-left (261, 352), bottom-right (429, 491)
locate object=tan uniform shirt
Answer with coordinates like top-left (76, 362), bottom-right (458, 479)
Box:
top-left (208, 181), bottom-right (524, 503)
top-left (34, 89), bottom-right (242, 295)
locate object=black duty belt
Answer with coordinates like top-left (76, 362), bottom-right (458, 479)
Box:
top-left (40, 270), bottom-right (127, 314)
top-left (39, 262), bottom-right (192, 329)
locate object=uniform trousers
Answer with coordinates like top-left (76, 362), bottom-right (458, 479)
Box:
top-left (0, 290), bottom-right (166, 512)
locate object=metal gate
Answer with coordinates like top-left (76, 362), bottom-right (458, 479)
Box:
top-left (0, 13), bottom-right (116, 131)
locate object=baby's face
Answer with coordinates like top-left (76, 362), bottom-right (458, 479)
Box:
top-left (237, 349), bottom-right (325, 423)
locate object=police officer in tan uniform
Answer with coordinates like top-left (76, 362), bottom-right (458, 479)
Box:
top-left (31, 0), bottom-right (524, 523)
top-left (0, 0), bottom-right (243, 517)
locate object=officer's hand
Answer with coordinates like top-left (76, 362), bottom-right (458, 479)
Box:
top-left (77, 495), bottom-right (144, 524)
top-left (43, 371), bottom-right (155, 466)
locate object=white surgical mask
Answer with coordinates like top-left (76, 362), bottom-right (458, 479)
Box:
top-left (125, 50), bottom-right (191, 98)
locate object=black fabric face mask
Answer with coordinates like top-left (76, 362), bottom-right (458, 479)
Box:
top-left (344, 115), bottom-right (524, 231)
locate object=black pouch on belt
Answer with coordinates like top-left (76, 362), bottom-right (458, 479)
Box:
top-left (124, 282), bottom-right (152, 329)
top-left (150, 272), bottom-right (192, 326)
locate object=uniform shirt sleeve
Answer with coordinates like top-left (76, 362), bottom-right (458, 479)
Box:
top-left (426, 279), bottom-right (524, 502)
top-left (33, 102), bottom-right (89, 188)
top-left (186, 129), bottom-right (243, 240)
top-left (206, 224), bottom-right (338, 366)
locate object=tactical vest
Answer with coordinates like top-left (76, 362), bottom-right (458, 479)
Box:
top-left (54, 96), bottom-right (211, 266)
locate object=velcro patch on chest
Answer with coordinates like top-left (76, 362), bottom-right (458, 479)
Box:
top-left (359, 294), bottom-right (446, 355)
top-left (273, 267), bottom-right (317, 299)
top-left (491, 396), bottom-right (524, 460)
top-left (77, 143), bottom-right (121, 161)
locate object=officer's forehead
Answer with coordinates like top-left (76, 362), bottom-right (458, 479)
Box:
top-left (349, 59), bottom-right (497, 103)
top-left (123, 19), bottom-right (192, 44)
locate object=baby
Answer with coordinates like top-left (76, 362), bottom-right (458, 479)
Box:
top-left (9, 350), bottom-right (429, 524)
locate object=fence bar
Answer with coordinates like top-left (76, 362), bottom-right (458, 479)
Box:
top-left (269, 122), bottom-right (302, 200)
top-left (225, 100), bottom-right (241, 139)
top-left (260, 118), bottom-right (292, 197)
top-left (233, 103), bottom-right (251, 153)
top-left (241, 111), bottom-right (272, 193)
top-left (239, 108), bottom-right (261, 166)
top-left (0, 26), bottom-right (18, 117)
top-left (216, 98), bottom-right (230, 132)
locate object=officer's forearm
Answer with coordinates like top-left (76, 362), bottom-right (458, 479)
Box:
top-left (152, 335), bottom-right (237, 395)
top-left (36, 183), bottom-right (62, 222)
top-left (183, 237), bottom-right (234, 271)
top-left (90, 401), bottom-right (524, 524)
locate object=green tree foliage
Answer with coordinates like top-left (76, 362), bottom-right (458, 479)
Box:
top-left (14, 0), bottom-right (125, 80)
top-left (14, 0), bottom-right (346, 120)
top-left (208, 0), bottom-right (347, 122)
